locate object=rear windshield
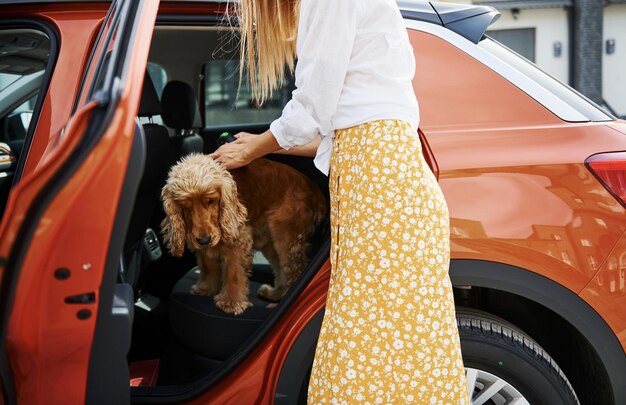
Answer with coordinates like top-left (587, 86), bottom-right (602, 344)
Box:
top-left (479, 37), bottom-right (613, 122)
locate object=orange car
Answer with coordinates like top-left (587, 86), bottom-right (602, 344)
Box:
top-left (0, 0), bottom-right (624, 404)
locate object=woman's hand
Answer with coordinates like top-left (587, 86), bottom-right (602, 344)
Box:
top-left (210, 132), bottom-right (256, 169)
top-left (210, 129), bottom-right (283, 169)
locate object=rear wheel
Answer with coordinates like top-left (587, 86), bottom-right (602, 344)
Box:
top-left (457, 308), bottom-right (579, 405)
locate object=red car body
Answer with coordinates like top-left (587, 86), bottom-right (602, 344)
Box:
top-left (0, 1), bottom-right (624, 404)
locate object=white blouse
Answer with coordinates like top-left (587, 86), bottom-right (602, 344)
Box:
top-left (269, 0), bottom-right (419, 175)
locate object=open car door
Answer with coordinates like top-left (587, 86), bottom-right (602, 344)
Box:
top-left (0, 1), bottom-right (159, 403)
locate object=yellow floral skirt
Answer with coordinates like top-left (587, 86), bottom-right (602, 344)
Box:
top-left (308, 120), bottom-right (469, 404)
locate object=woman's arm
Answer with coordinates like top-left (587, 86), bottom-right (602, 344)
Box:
top-left (242, 132), bottom-right (320, 157)
top-left (210, 132), bottom-right (320, 168)
top-left (272, 135), bottom-right (320, 157)
top-left (211, 0), bottom-right (359, 169)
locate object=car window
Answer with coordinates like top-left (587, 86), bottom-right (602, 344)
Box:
top-left (0, 30), bottom-right (50, 150)
top-left (0, 27), bottom-right (53, 217)
top-left (147, 62), bottom-right (168, 98)
top-left (203, 60), bottom-right (294, 128)
top-left (1, 95), bottom-right (36, 143)
top-left (137, 62), bottom-right (167, 126)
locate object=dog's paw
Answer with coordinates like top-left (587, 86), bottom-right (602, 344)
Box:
top-left (214, 294), bottom-right (253, 315)
top-left (190, 282), bottom-right (215, 296)
top-left (257, 283), bottom-right (282, 302)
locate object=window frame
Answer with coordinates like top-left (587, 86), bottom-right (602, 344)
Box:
top-left (0, 20), bottom-right (60, 184)
top-left (72, 1), bottom-right (121, 112)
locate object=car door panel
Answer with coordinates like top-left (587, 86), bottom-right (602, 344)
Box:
top-left (0, 1), bottom-right (159, 403)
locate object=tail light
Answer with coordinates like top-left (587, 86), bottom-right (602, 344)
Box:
top-left (585, 152), bottom-right (626, 208)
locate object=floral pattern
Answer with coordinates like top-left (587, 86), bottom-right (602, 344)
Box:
top-left (308, 120), bottom-right (469, 404)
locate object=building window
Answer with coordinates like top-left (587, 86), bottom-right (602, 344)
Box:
top-left (487, 28), bottom-right (536, 62)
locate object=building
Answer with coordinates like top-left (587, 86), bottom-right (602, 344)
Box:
top-left (467, 0), bottom-right (626, 117)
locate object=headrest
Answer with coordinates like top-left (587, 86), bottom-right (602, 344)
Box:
top-left (161, 81), bottom-right (202, 130)
top-left (138, 72), bottom-right (162, 117)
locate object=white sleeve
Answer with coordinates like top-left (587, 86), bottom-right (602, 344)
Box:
top-left (270, 0), bottom-right (360, 148)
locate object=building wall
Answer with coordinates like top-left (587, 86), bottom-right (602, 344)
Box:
top-left (603, 3), bottom-right (626, 116)
top-left (487, 7), bottom-right (571, 84)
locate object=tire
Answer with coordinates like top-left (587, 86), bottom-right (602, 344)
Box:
top-left (457, 307), bottom-right (580, 405)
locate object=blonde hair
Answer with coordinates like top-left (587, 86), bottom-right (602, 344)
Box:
top-left (230, 0), bottom-right (299, 104)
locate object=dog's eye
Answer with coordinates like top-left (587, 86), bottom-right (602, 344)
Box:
top-left (206, 199), bottom-right (216, 206)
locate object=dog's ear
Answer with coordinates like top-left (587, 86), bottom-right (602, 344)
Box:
top-left (219, 177), bottom-right (247, 243)
top-left (161, 186), bottom-right (186, 257)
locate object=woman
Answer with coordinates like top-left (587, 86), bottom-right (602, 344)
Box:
top-left (211, 0), bottom-right (469, 403)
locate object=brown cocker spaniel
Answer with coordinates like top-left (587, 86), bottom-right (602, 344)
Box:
top-left (161, 153), bottom-right (327, 315)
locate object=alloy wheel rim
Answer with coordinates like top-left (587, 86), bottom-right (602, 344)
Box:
top-left (465, 368), bottom-right (530, 405)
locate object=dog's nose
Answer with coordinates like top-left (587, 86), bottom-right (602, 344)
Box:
top-left (196, 236), bottom-right (212, 246)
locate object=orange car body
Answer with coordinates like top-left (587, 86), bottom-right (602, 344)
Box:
top-left (0, 1), bottom-right (624, 404)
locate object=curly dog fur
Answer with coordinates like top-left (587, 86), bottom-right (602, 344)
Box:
top-left (161, 153), bottom-right (327, 315)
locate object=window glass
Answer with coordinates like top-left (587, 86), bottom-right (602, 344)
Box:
top-left (137, 62), bottom-right (167, 126)
top-left (1, 96), bottom-right (36, 142)
top-left (253, 251), bottom-right (269, 265)
top-left (147, 62), bottom-right (167, 98)
top-left (203, 60), bottom-right (294, 127)
top-left (0, 29), bottom-right (50, 147)
top-left (0, 28), bottom-right (52, 217)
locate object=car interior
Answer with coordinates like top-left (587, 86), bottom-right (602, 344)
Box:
top-left (126, 23), bottom-right (331, 390)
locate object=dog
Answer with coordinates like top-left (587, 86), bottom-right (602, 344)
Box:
top-left (161, 153), bottom-right (327, 315)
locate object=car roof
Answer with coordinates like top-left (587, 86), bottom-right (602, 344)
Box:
top-left (0, 0), bottom-right (499, 44)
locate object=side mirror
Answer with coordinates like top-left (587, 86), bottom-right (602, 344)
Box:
top-left (0, 142), bottom-right (15, 171)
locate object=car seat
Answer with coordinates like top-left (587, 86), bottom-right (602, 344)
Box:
top-left (161, 80), bottom-right (204, 164)
top-left (139, 81), bottom-right (206, 299)
top-left (122, 73), bottom-right (170, 290)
